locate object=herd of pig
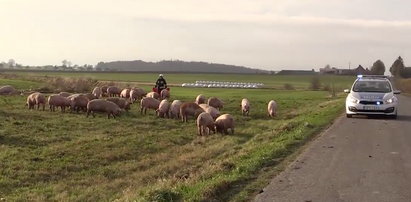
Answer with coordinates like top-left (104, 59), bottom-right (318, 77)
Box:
top-left (1, 85), bottom-right (278, 136)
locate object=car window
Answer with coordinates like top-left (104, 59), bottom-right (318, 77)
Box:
top-left (352, 80), bottom-right (392, 93)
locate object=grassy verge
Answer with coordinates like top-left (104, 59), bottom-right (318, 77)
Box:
top-left (394, 78), bottom-right (411, 94)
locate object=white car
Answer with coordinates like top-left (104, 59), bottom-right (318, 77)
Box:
top-left (345, 75), bottom-right (400, 119)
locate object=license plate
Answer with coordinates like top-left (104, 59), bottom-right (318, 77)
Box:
top-left (363, 106), bottom-right (379, 110)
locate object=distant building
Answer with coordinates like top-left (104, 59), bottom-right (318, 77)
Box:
top-left (319, 66), bottom-right (338, 74)
top-left (276, 69), bottom-right (317, 75)
top-left (319, 65), bottom-right (371, 75)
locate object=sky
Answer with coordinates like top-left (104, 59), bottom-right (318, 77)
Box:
top-left (1, 0), bottom-right (411, 70)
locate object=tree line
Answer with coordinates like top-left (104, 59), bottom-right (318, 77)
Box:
top-left (353, 56), bottom-right (410, 78)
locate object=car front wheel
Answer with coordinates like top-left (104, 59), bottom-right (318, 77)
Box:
top-left (388, 114), bottom-right (397, 119)
top-left (346, 114), bottom-right (352, 118)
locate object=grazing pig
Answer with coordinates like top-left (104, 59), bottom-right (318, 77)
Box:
top-left (101, 86), bottom-right (108, 97)
top-left (107, 86), bottom-right (121, 97)
top-left (48, 94), bottom-right (71, 112)
top-left (129, 88), bottom-right (146, 103)
top-left (86, 99), bottom-right (122, 119)
top-left (82, 93), bottom-right (97, 101)
top-left (92, 87), bottom-right (102, 98)
top-left (207, 97), bottom-right (224, 110)
top-left (106, 97), bottom-right (131, 111)
top-left (140, 97), bottom-right (161, 115)
top-left (120, 88), bottom-right (131, 98)
top-left (241, 98), bottom-right (250, 116)
top-left (195, 94), bottom-right (206, 105)
top-left (268, 100), bottom-right (277, 117)
top-left (205, 106), bottom-right (221, 120)
top-left (198, 103), bottom-right (209, 111)
top-left (59, 92), bottom-right (72, 97)
top-left (67, 93), bottom-right (81, 100)
top-left (169, 100), bottom-right (182, 119)
top-left (196, 112), bottom-right (216, 136)
top-left (215, 114), bottom-right (235, 134)
top-left (0, 85), bottom-right (17, 95)
top-left (156, 99), bottom-right (170, 118)
top-left (26, 92), bottom-right (46, 110)
top-left (180, 102), bottom-right (204, 122)
top-left (160, 89), bottom-right (170, 100)
top-left (198, 104), bottom-right (219, 119)
top-left (69, 94), bottom-right (89, 113)
top-left (146, 92), bottom-right (160, 100)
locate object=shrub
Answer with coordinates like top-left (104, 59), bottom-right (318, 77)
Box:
top-left (45, 77), bottom-right (98, 93)
top-left (144, 189), bottom-right (182, 202)
top-left (283, 83), bottom-right (295, 90)
top-left (310, 76), bottom-right (321, 90)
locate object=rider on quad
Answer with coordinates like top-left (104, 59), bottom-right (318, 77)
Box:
top-left (155, 74), bottom-right (167, 93)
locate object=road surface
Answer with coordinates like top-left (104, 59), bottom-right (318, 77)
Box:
top-left (255, 95), bottom-right (411, 202)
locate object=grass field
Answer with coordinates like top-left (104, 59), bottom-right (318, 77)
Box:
top-left (0, 73), bottom-right (349, 201)
top-left (5, 71), bottom-right (355, 90)
top-left (0, 78), bottom-right (42, 90)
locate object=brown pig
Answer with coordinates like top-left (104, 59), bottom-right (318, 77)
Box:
top-left (156, 99), bottom-right (170, 118)
top-left (26, 92), bottom-right (46, 110)
top-left (86, 99), bottom-right (122, 119)
top-left (107, 86), bottom-right (121, 97)
top-left (106, 97), bottom-right (131, 111)
top-left (48, 94), bottom-right (71, 112)
top-left (215, 114), bottom-right (235, 134)
top-left (160, 89), bottom-right (170, 100)
top-left (92, 87), bottom-right (102, 99)
top-left (195, 94), bottom-right (206, 105)
top-left (120, 88), bottom-right (131, 98)
top-left (0, 85), bottom-right (17, 95)
top-left (241, 98), bottom-right (250, 116)
top-left (169, 100), bottom-right (182, 119)
top-left (268, 100), bottom-right (277, 117)
top-left (196, 112), bottom-right (216, 136)
top-left (207, 97), bottom-right (224, 110)
top-left (129, 88), bottom-right (146, 103)
top-left (180, 102), bottom-right (204, 122)
top-left (140, 97), bottom-right (161, 115)
top-left (146, 92), bottom-right (160, 100)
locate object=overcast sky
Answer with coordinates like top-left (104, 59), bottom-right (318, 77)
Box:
top-left (1, 0), bottom-right (411, 70)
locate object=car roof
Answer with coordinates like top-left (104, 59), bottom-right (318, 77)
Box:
top-left (357, 78), bottom-right (389, 81)
top-left (355, 75), bottom-right (390, 82)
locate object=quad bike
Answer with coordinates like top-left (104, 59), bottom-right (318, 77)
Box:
top-left (152, 87), bottom-right (170, 94)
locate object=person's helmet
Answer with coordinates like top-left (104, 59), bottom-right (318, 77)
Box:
top-left (159, 74), bottom-right (163, 77)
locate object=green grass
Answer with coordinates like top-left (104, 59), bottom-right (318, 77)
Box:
top-left (6, 71), bottom-right (355, 89)
top-left (0, 84), bottom-right (345, 201)
top-left (0, 78), bottom-right (42, 90)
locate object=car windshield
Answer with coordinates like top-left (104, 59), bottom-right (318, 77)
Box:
top-left (352, 80), bottom-right (392, 93)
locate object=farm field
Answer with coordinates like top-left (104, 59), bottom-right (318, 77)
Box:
top-left (0, 73), bottom-right (350, 201)
top-left (5, 71), bottom-right (355, 90)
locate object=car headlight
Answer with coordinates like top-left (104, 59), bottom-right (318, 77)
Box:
top-left (385, 97), bottom-right (394, 104)
top-left (347, 96), bottom-right (359, 104)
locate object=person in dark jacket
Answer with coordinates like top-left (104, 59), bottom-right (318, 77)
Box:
top-left (155, 74), bottom-right (167, 93)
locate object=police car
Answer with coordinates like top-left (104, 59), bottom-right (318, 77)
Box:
top-left (344, 75), bottom-right (400, 119)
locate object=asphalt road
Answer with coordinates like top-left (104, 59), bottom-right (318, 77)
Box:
top-left (255, 95), bottom-right (411, 202)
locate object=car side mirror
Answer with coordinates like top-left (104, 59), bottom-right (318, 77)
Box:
top-left (344, 89), bottom-right (350, 93)
top-left (394, 90), bottom-right (401, 94)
